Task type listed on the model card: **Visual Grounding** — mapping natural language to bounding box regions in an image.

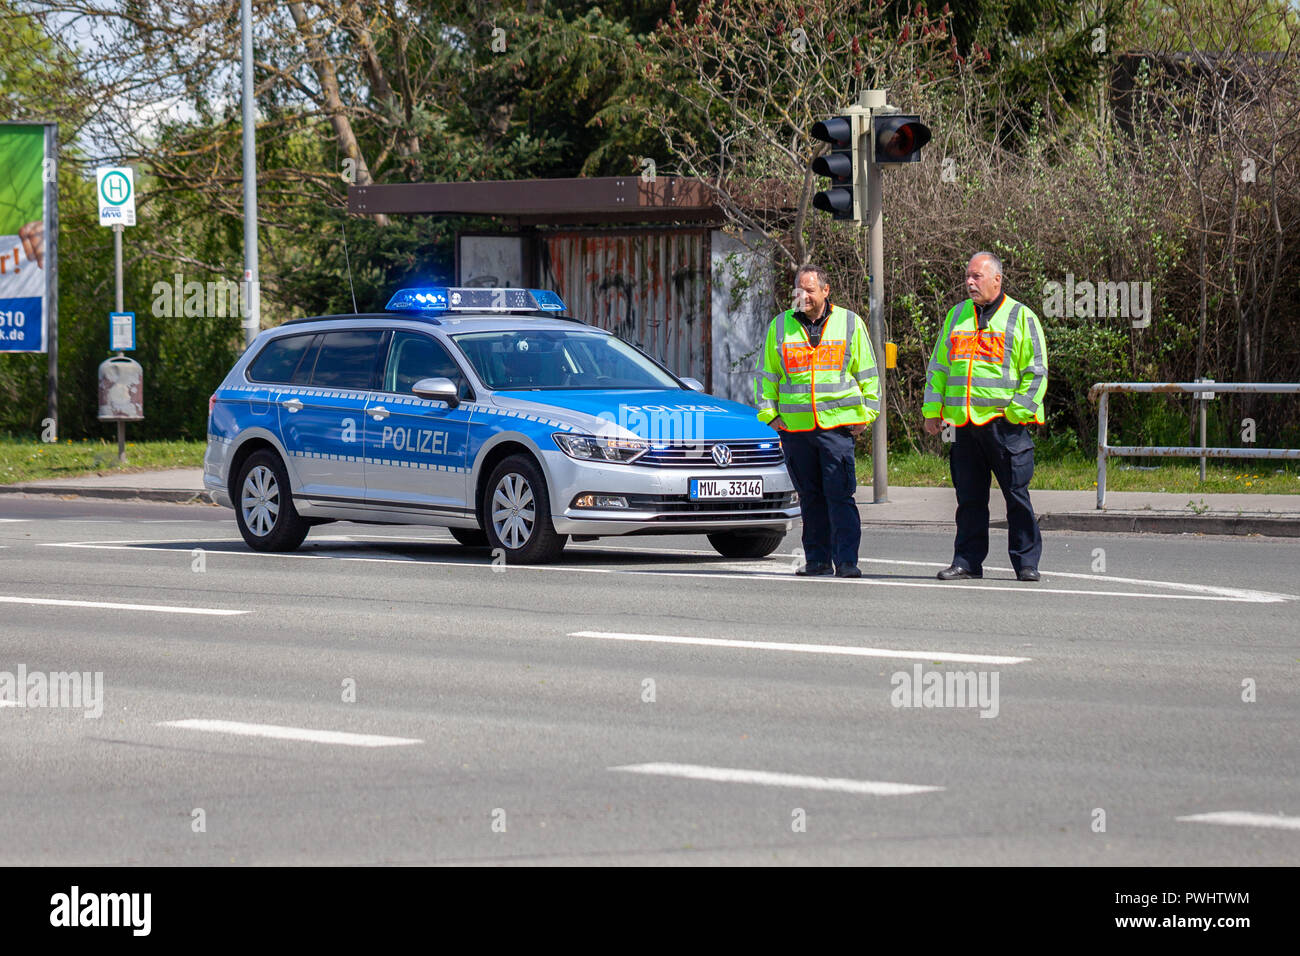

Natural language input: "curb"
[0,485,213,504]
[1037,512,1300,537]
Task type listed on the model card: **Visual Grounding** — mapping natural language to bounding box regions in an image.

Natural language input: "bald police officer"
[923,252,1048,582]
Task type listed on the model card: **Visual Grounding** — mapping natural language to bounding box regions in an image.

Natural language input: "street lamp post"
[240,0,260,348]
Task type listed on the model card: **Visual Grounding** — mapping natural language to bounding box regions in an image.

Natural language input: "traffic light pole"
[866,159,887,503]
[814,90,928,504]
[861,90,888,503]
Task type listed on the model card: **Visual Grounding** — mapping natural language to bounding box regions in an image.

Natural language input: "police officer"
[756,264,880,578]
[923,252,1048,582]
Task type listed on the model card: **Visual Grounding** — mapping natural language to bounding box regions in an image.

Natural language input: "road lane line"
[158,719,422,747]
[42,540,1294,603]
[1176,811,1300,831]
[611,762,943,796]
[569,630,1031,664]
[0,595,245,616]
[850,557,1293,604]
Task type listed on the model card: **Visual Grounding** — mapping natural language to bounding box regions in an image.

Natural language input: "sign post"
[97,166,137,461]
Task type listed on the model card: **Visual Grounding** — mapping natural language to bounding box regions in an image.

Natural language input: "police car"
[204,287,798,563]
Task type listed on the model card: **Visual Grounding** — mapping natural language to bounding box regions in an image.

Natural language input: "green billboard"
[0,123,52,352]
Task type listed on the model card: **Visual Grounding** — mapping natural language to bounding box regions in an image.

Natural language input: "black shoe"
[937,565,982,581]
[796,562,833,576]
[1017,567,1041,582]
[835,565,862,578]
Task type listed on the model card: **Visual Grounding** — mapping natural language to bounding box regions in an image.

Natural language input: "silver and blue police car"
[204,287,798,563]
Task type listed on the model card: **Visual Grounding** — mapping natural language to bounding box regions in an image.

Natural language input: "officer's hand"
[769,416,788,431]
[923,417,942,436]
[849,423,867,437]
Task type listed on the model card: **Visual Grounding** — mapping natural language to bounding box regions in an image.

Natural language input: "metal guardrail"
[1089,382,1300,509]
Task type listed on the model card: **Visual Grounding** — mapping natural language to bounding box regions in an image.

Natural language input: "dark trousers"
[780,426,860,568]
[950,417,1043,573]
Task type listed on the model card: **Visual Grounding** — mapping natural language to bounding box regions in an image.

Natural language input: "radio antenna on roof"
[341,214,359,314]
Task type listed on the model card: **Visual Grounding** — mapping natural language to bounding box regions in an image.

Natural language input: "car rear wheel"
[482,454,567,564]
[707,529,786,559]
[234,450,311,552]
[448,527,489,548]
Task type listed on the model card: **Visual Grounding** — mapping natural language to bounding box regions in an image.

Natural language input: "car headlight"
[552,433,648,464]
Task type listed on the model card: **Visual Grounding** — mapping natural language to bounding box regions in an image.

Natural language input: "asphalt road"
[1,496,1296,865]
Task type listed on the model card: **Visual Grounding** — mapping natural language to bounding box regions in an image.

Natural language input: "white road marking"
[851,556,1294,604]
[0,519,29,523]
[1177,811,1300,831]
[0,595,245,616]
[570,630,1030,664]
[0,700,19,707]
[611,763,943,796]
[42,540,1295,603]
[158,719,422,747]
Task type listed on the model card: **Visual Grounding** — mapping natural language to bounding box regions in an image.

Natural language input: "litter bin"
[98,356,143,462]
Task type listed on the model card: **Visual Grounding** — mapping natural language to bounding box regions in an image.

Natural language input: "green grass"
[0,437,206,484]
[857,451,1300,495]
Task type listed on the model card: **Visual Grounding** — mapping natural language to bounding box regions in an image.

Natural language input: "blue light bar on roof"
[385,287,567,314]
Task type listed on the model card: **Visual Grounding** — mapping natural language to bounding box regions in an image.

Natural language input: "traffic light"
[872,114,931,163]
[811,115,860,222]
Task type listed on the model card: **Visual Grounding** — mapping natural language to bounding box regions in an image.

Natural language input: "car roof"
[269,312,605,336]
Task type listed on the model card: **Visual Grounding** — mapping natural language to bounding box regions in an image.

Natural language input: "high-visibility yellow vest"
[922,295,1048,426]
[755,305,880,431]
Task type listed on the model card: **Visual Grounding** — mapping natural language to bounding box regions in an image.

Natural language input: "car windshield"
[452,329,682,390]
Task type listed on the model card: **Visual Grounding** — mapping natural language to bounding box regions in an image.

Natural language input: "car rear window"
[247,333,316,384]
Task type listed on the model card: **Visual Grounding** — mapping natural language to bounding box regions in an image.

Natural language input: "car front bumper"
[540,449,798,536]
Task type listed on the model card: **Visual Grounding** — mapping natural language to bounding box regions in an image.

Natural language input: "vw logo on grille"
[711,443,732,467]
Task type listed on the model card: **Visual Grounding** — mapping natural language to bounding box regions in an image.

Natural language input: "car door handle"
[369,406,389,420]
[282,398,303,412]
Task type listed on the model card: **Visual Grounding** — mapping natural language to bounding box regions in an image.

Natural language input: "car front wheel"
[234,450,310,552]
[482,455,567,564]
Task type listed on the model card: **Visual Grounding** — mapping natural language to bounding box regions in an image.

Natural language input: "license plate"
[689,477,764,500]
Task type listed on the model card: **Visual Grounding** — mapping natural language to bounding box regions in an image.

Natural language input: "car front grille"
[636,440,784,468]
[617,491,797,521]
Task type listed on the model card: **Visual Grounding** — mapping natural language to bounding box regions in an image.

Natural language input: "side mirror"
[680,377,706,392]
[411,377,460,407]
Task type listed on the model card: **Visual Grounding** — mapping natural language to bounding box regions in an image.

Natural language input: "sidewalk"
[0,468,210,504]
[855,485,1300,537]
[2,468,1298,536]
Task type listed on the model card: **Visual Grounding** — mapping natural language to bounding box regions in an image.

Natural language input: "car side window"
[247,333,316,384]
[309,330,385,390]
[384,331,470,399]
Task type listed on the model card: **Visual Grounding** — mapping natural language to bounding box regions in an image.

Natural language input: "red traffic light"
[873,115,931,163]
